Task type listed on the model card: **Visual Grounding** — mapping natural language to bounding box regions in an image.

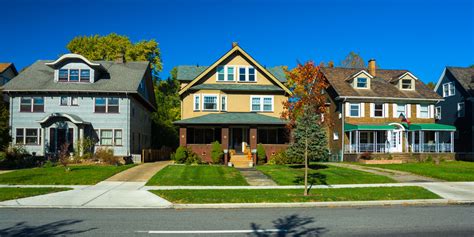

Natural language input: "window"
[71,97,78,106]
[396,104,406,117]
[257,128,289,144]
[100,130,113,145]
[435,106,441,119]
[419,105,429,118]
[333,132,339,140]
[203,95,218,110]
[221,95,227,111]
[401,79,412,89]
[239,67,246,81]
[80,69,90,82]
[349,103,360,117]
[217,66,225,81]
[251,96,273,112]
[95,98,106,113]
[20,97,44,112]
[107,98,119,113]
[248,67,255,82]
[114,130,123,146]
[227,66,234,81]
[95,98,119,113]
[69,69,79,81]
[186,128,221,144]
[59,69,68,81]
[442,82,455,97]
[356,78,367,88]
[193,94,200,111]
[238,66,256,82]
[457,102,465,118]
[374,103,384,117]
[16,128,40,145]
[60,96,68,106]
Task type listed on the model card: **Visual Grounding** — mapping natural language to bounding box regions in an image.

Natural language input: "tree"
[67,33,162,79]
[470,65,474,68]
[0,99,11,149]
[282,61,330,196]
[426,82,436,90]
[340,52,365,68]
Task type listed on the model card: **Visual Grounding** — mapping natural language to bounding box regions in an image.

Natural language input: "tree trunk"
[304,137,308,196]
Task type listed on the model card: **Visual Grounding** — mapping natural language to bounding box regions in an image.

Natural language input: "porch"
[344,123,456,154]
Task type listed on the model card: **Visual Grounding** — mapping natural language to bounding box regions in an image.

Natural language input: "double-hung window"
[107,98,119,113]
[217,66,225,81]
[419,105,429,118]
[248,67,256,82]
[60,96,68,106]
[100,130,113,145]
[69,69,79,81]
[59,69,68,81]
[20,97,44,112]
[238,66,257,82]
[221,95,227,111]
[401,79,412,89]
[203,95,218,110]
[457,102,465,118]
[396,104,406,117]
[435,106,441,119]
[71,97,78,106]
[239,67,246,81]
[442,82,455,97]
[227,66,235,81]
[80,69,90,82]
[114,130,123,146]
[16,128,41,145]
[251,96,273,112]
[356,78,367,88]
[193,94,200,111]
[349,103,360,117]
[217,66,235,81]
[374,103,384,117]
[95,98,119,113]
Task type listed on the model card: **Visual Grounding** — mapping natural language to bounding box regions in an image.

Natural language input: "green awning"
[344,123,396,132]
[406,123,456,131]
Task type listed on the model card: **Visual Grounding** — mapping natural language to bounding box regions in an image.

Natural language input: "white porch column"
[374,131,377,152]
[419,131,423,153]
[411,131,415,152]
[356,130,359,153]
[450,131,454,153]
[435,131,439,153]
[79,126,84,156]
[349,131,353,153]
[41,127,46,156]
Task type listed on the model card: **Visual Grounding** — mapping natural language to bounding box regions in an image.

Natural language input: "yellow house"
[174,43,292,165]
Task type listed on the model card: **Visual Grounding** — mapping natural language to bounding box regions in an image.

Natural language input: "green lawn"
[256,163,395,185]
[0,187,72,201]
[363,161,474,181]
[150,186,439,203]
[0,165,134,185]
[146,165,248,186]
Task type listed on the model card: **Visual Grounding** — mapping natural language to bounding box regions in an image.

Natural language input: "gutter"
[336,96,443,102]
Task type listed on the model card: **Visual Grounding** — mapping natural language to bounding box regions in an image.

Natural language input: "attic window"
[356,77,368,88]
[401,79,413,90]
[58,69,91,83]
[216,66,235,82]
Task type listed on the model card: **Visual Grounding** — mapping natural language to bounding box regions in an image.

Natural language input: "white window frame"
[15,128,41,145]
[442,82,455,97]
[250,95,274,112]
[202,94,219,111]
[457,102,465,118]
[373,103,384,118]
[349,103,361,117]
[395,104,407,118]
[60,96,69,106]
[419,105,430,118]
[216,65,236,82]
[435,106,441,120]
[400,79,413,90]
[238,66,257,82]
[96,128,123,146]
[193,94,201,111]
[355,77,368,89]
[71,97,78,106]
[94,97,120,113]
[221,95,227,111]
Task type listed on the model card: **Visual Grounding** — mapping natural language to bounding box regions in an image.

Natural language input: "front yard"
[362,161,474,181]
[150,186,439,203]
[0,187,72,201]
[0,165,134,185]
[256,163,395,185]
[146,165,249,186]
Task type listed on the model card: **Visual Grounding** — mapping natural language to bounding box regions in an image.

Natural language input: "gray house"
[2,54,156,157]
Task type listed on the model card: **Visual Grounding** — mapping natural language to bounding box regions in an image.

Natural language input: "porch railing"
[411,143,453,153]
[345,143,389,153]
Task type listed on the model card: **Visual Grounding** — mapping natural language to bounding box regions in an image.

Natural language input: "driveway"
[106,161,170,182]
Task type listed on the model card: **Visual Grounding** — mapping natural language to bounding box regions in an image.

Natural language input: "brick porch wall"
[262,144,289,160]
[187,144,213,163]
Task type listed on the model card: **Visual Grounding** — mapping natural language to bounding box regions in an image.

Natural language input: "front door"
[230,127,248,153]
[389,130,402,152]
[49,128,74,152]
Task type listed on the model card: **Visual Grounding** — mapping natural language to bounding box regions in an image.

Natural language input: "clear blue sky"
[1,0,473,83]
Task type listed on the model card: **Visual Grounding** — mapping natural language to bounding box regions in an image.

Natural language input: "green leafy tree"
[426,82,436,90]
[67,33,162,78]
[341,52,365,68]
[211,141,224,164]
[0,99,10,149]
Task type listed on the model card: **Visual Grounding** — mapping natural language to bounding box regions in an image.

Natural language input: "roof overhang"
[37,113,90,125]
[45,53,104,70]
[345,70,374,81]
[336,96,443,102]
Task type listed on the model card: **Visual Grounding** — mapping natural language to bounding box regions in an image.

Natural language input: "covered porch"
[344,123,456,154]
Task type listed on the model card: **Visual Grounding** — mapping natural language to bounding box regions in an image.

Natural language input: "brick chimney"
[232,42,238,48]
[115,53,125,64]
[368,59,376,77]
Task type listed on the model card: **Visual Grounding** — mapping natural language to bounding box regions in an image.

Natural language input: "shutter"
[384,103,389,118]
[416,104,420,118]
[407,104,411,118]
[430,105,435,118]
[392,104,397,118]
[345,103,350,117]
[360,103,365,117]
[370,103,374,117]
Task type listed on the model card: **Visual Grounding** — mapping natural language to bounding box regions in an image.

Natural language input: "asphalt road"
[0,205,473,236]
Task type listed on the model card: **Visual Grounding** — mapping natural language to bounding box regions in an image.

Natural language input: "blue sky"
[1,0,473,83]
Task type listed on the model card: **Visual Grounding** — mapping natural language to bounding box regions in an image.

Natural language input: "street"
[0,205,473,236]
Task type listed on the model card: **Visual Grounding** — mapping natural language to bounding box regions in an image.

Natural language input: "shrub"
[185,150,202,165]
[95,147,120,165]
[58,143,71,170]
[268,150,290,165]
[174,146,188,164]
[211,141,224,164]
[359,152,372,160]
[257,144,266,165]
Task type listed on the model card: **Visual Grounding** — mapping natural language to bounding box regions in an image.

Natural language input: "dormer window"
[70,69,79,81]
[217,66,235,82]
[238,66,257,82]
[58,69,91,83]
[59,69,68,81]
[401,79,413,90]
[80,70,90,82]
[356,77,368,88]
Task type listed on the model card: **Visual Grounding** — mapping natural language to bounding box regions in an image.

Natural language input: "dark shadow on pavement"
[0,220,96,237]
[249,214,327,237]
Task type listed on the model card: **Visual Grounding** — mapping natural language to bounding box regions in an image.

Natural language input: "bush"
[0,145,44,169]
[360,152,372,160]
[185,150,202,165]
[268,150,290,165]
[174,146,188,164]
[257,144,266,165]
[211,141,224,164]
[95,147,120,165]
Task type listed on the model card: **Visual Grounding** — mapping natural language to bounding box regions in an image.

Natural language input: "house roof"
[0,63,18,75]
[320,67,441,101]
[344,123,396,132]
[173,112,287,125]
[446,66,474,95]
[189,84,284,92]
[176,65,287,83]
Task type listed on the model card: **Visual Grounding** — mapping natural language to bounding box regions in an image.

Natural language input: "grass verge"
[146,165,248,186]
[0,187,72,201]
[0,165,135,185]
[256,163,395,185]
[150,186,440,203]
[362,161,474,181]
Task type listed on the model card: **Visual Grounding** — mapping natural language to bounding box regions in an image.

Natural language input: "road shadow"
[249,214,327,237]
[0,220,96,237]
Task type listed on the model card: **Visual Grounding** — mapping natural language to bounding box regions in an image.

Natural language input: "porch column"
[41,127,46,156]
[419,131,423,153]
[450,131,455,153]
[411,131,415,152]
[356,130,360,153]
[79,126,84,156]
[221,127,229,165]
[179,127,187,147]
[373,131,376,152]
[435,131,439,153]
[349,131,352,153]
[250,127,257,165]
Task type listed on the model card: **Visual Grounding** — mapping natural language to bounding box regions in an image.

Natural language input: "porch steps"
[230,155,253,168]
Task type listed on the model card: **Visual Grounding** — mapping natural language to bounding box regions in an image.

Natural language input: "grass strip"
[0,187,72,201]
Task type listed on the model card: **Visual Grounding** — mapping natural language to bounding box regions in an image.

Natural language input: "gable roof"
[176,65,287,83]
[445,66,474,95]
[177,45,291,95]
[321,67,441,101]
[190,84,284,92]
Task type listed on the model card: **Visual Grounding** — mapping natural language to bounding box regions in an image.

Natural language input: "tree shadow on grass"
[249,214,327,237]
[289,164,329,186]
[0,220,96,237]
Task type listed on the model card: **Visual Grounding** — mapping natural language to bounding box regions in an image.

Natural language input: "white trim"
[336,96,442,102]
[237,65,257,82]
[360,103,365,117]
[430,105,435,118]
[372,103,384,118]
[94,97,120,113]
[347,70,374,80]
[442,82,455,97]
[14,127,42,145]
[370,103,374,117]
[384,103,389,118]
[399,78,415,91]
[250,95,274,112]
[201,94,219,111]
[221,95,227,111]
[434,68,447,91]
[417,104,430,118]
[45,53,101,67]
[193,94,201,111]
[354,77,369,89]
[435,106,442,120]
[96,128,123,146]
[347,103,361,118]
[407,104,411,118]
[397,71,419,81]
[457,102,465,118]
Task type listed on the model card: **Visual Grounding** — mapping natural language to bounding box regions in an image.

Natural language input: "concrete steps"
[230,155,253,168]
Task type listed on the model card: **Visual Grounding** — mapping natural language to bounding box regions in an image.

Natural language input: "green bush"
[174,146,188,164]
[95,147,120,165]
[185,150,202,165]
[268,150,290,165]
[257,144,266,165]
[211,141,224,164]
